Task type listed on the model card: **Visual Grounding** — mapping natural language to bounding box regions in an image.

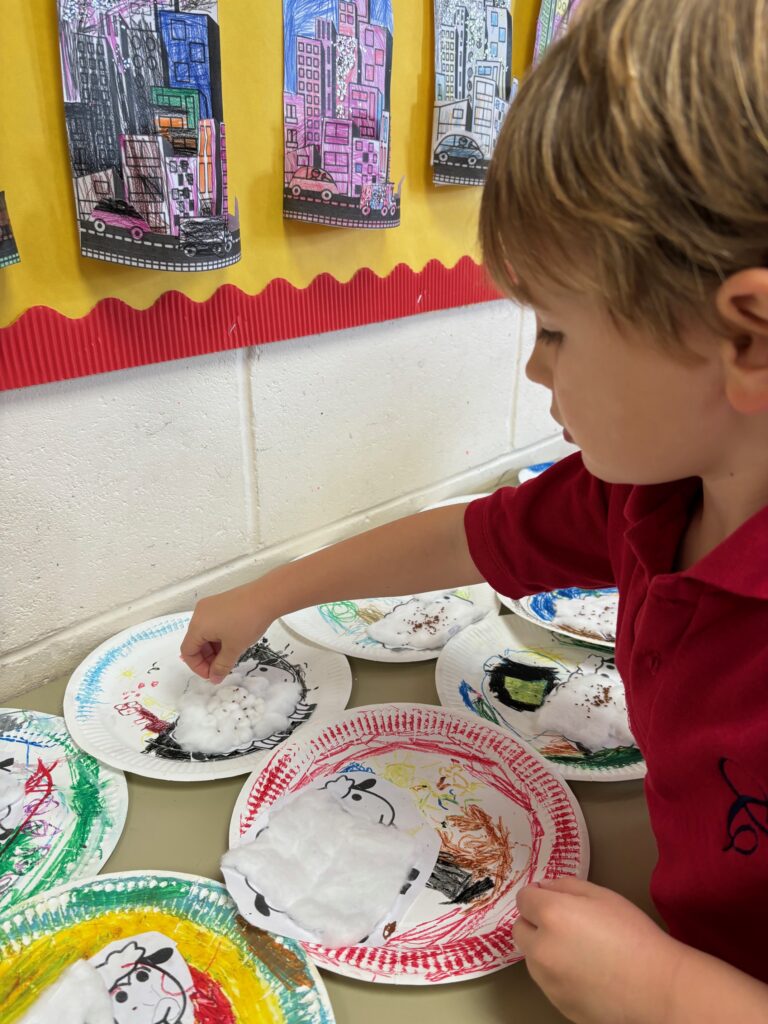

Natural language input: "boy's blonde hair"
[481,0,768,342]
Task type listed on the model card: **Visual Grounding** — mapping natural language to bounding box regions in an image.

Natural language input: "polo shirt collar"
[623,479,768,599]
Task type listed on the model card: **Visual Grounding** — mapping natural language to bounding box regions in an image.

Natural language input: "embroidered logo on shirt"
[719,757,768,856]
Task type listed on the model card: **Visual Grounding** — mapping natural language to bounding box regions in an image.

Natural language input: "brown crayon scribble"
[236,916,313,989]
[438,804,515,904]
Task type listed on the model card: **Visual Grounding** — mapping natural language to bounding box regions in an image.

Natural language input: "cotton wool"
[367,592,484,651]
[550,593,618,640]
[173,667,302,755]
[536,672,633,752]
[18,960,113,1024]
[222,787,421,947]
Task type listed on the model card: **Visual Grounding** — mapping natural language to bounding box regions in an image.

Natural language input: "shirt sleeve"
[464,453,616,597]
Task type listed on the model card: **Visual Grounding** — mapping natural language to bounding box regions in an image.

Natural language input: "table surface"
[15,644,659,1024]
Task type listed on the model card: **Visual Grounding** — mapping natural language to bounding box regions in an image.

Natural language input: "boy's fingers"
[516,881,575,925]
[512,916,537,953]
[538,876,595,897]
[209,647,239,684]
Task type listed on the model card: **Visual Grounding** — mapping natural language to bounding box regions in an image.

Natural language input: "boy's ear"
[715,269,768,414]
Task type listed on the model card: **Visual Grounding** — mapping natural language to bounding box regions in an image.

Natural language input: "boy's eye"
[536,328,564,345]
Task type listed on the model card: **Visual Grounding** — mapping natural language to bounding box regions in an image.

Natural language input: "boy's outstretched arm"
[180,504,483,682]
[515,878,768,1024]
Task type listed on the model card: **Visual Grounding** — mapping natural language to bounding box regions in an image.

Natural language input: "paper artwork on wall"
[283,0,403,229]
[431,1,517,187]
[533,0,580,64]
[56,0,241,272]
[0,193,20,268]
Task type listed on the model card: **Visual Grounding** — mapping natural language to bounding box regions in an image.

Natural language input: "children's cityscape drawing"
[0,193,20,268]
[534,0,581,64]
[283,0,402,228]
[431,0,517,186]
[56,0,241,271]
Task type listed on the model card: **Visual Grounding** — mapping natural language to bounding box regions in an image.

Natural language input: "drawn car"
[178,216,233,257]
[434,134,485,167]
[288,167,339,203]
[90,200,153,241]
[360,181,398,218]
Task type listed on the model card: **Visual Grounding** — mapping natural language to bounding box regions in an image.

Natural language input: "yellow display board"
[0,0,538,328]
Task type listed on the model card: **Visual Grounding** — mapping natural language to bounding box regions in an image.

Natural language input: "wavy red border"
[0,256,499,391]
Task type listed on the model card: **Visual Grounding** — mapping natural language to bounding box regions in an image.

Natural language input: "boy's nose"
[525,342,553,389]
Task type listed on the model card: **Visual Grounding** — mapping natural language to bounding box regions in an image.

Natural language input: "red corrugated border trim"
[0,256,499,391]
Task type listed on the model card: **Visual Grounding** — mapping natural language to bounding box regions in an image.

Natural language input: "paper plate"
[0,709,127,913]
[436,616,645,781]
[0,870,335,1024]
[64,615,352,782]
[499,587,618,648]
[229,703,588,985]
[282,585,499,663]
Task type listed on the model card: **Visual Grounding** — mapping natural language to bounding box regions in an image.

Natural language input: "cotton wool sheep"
[173,666,302,755]
[222,787,421,947]
[536,671,634,752]
[367,592,485,651]
[18,960,113,1024]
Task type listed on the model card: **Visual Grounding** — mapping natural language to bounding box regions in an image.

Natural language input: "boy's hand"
[180,581,274,683]
[514,878,682,1024]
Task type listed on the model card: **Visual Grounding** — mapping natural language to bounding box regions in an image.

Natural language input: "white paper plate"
[282,585,499,663]
[0,870,335,1024]
[229,703,589,985]
[436,616,645,782]
[64,614,352,782]
[499,587,618,648]
[0,709,127,913]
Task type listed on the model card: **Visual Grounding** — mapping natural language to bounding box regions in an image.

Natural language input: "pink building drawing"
[338,1,357,37]
[358,20,389,102]
[165,152,198,234]
[219,121,230,216]
[297,36,324,121]
[315,18,337,118]
[321,117,353,195]
[284,92,306,185]
[348,83,380,138]
[197,118,217,215]
[351,136,381,196]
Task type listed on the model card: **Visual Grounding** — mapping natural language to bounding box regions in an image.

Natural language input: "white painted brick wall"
[0,302,566,698]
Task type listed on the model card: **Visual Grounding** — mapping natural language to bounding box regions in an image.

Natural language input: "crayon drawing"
[533,0,581,64]
[56,0,241,271]
[232,704,587,983]
[283,0,403,228]
[0,193,20,268]
[431,0,517,186]
[0,710,127,913]
[0,873,334,1024]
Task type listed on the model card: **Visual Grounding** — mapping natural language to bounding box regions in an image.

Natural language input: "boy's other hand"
[514,878,682,1024]
[180,582,273,683]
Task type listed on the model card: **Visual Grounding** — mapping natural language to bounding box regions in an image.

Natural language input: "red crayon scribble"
[113,700,170,734]
[189,967,235,1024]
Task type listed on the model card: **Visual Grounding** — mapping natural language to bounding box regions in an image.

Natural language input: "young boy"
[181,0,768,1018]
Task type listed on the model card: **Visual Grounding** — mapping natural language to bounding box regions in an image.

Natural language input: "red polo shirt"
[465,453,768,982]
